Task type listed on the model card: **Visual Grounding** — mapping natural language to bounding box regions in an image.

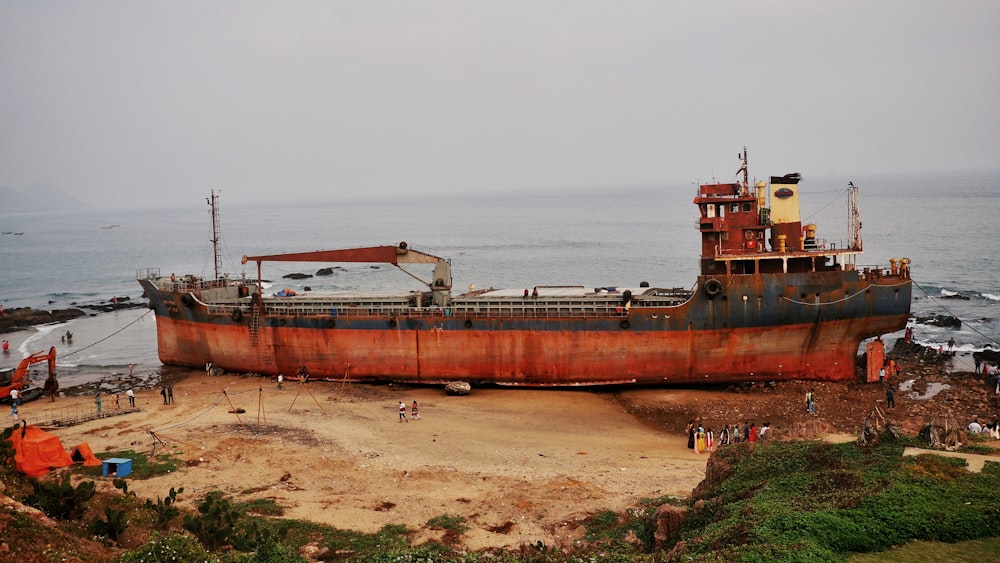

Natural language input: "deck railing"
[206,295,691,321]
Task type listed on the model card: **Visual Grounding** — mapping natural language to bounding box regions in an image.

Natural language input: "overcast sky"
[2,1,997,208]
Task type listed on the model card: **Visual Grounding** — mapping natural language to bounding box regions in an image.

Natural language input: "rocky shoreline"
[0,299,146,334]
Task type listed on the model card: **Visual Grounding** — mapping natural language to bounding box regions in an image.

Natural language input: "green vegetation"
[91,505,129,543]
[82,450,181,479]
[235,496,285,516]
[118,532,220,563]
[848,536,1000,562]
[676,439,1000,562]
[146,485,184,528]
[427,513,469,533]
[26,473,96,519]
[183,490,242,551]
[3,418,1000,561]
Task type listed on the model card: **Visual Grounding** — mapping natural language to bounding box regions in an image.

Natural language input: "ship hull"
[140,270,911,386]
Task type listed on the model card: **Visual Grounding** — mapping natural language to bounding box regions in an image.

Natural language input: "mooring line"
[60,309,154,359]
[911,279,999,347]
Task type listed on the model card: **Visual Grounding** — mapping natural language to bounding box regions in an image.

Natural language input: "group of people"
[398,400,420,422]
[95,388,138,414]
[686,419,769,453]
[879,358,901,386]
[159,385,175,405]
[967,418,1000,439]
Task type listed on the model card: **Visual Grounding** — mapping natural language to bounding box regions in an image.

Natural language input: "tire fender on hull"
[704,279,723,298]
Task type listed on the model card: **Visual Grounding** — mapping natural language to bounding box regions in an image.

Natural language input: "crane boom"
[242,242,444,266]
[241,242,453,305]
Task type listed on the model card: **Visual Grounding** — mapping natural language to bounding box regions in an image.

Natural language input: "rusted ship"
[138,152,912,385]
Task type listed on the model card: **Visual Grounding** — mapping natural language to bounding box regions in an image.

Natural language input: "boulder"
[653,504,688,550]
[445,381,471,396]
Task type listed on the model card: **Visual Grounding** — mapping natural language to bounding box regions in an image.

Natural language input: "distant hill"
[0,183,90,213]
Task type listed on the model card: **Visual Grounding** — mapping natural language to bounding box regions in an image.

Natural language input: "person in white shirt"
[968,419,983,434]
[8,388,18,420]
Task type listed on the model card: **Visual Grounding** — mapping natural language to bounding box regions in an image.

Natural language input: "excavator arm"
[242,243,453,303]
[1,346,56,401]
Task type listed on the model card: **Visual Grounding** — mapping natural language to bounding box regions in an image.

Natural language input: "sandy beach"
[6,312,999,553]
[16,375,707,551]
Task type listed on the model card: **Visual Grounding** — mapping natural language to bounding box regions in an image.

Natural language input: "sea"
[2,169,998,391]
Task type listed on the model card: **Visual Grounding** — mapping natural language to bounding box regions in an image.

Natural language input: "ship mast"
[847,182,861,256]
[208,190,222,281]
[739,146,749,194]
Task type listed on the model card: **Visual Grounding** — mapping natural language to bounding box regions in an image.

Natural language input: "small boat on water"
[138,150,912,386]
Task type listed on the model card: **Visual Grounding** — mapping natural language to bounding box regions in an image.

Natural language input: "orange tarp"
[8,425,74,477]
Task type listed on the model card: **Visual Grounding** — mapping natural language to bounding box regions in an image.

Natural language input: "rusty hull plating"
[138,152,912,386]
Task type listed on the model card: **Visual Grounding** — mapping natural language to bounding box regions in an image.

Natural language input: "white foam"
[17,322,65,356]
[982,292,1000,302]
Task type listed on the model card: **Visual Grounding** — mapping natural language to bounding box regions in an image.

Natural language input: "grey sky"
[2,1,997,208]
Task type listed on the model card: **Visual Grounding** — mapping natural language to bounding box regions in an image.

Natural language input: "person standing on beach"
[128,363,134,376]
[126,388,135,408]
[748,422,758,442]
[167,385,174,404]
[410,400,420,420]
[8,389,18,420]
[113,393,120,410]
[277,374,283,389]
[686,420,696,449]
[398,401,408,423]
[95,392,102,415]
[805,389,815,414]
[886,386,895,409]
[160,386,167,405]
[9,388,18,408]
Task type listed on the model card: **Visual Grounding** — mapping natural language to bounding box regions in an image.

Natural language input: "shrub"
[26,473,95,519]
[91,505,129,543]
[183,491,242,551]
[117,531,219,563]
[146,486,184,528]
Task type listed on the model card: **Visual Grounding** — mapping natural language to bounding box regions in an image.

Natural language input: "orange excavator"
[0,346,56,404]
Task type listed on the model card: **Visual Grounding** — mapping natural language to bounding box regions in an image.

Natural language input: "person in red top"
[748,422,758,442]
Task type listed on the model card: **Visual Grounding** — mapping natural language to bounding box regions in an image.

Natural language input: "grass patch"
[78,450,181,479]
[848,536,1000,562]
[427,514,469,533]
[235,497,285,516]
[677,440,1000,562]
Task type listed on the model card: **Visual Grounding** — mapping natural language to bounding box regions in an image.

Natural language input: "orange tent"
[69,442,102,467]
[8,424,74,477]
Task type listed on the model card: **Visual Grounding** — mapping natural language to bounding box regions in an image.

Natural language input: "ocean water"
[2,169,998,387]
